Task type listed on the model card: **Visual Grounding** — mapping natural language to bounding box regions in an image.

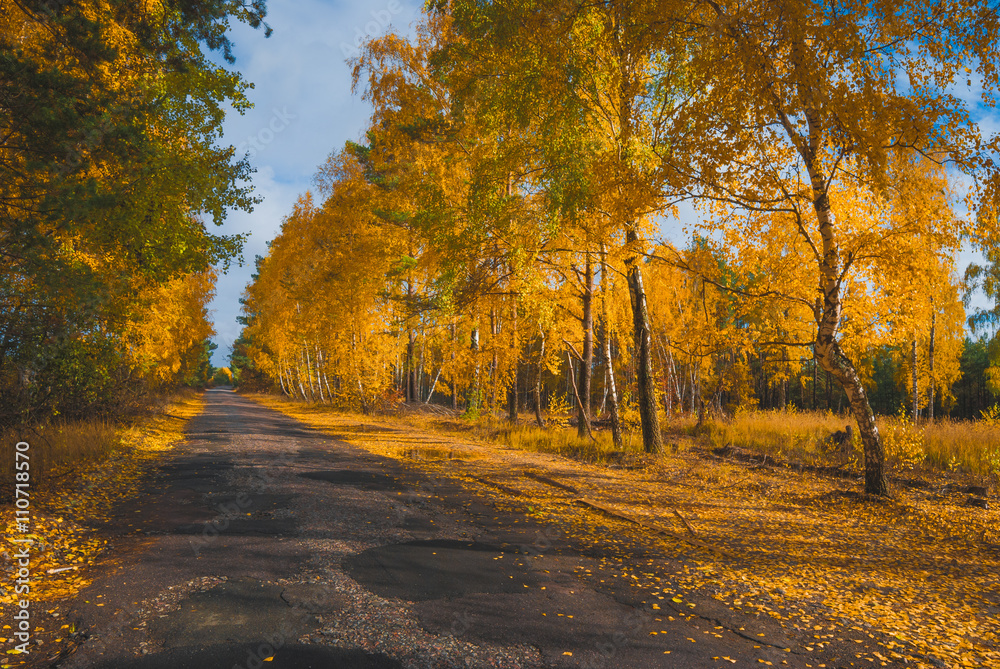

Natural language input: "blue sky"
[207,1,997,366]
[207,0,423,365]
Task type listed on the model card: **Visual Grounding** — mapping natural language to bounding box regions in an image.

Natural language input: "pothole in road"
[148,580,323,649]
[343,539,541,601]
[298,470,404,491]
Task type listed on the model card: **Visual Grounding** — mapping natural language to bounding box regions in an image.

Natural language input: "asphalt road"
[36,390,909,668]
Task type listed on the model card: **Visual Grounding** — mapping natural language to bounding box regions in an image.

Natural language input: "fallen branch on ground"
[673,509,699,537]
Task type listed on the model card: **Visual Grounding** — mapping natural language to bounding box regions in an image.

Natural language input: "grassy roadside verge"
[248,393,1000,669]
[0,392,204,626]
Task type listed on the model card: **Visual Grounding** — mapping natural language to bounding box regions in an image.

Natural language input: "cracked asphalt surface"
[35,389,912,668]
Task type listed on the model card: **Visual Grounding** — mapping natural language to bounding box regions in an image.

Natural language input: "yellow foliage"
[126,270,217,386]
[879,418,927,471]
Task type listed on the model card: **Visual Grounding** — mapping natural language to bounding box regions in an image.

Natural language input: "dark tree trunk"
[534,334,546,427]
[625,227,662,454]
[603,324,624,450]
[578,255,594,437]
[508,300,519,423]
[928,312,936,420]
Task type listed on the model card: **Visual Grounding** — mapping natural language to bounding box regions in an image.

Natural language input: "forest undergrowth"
[252,393,1000,669]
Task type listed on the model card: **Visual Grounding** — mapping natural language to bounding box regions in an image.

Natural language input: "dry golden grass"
[0,419,121,489]
[0,390,200,490]
[920,417,1000,475]
[701,409,1000,481]
[484,424,636,463]
[249,393,1000,483]
[0,391,204,611]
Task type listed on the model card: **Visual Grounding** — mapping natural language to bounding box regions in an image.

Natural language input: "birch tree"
[679,0,1000,494]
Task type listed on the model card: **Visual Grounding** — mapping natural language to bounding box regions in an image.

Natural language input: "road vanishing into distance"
[37,390,909,668]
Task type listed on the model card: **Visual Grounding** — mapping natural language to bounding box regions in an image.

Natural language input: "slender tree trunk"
[624,227,663,454]
[761,351,769,408]
[566,350,593,440]
[425,367,442,403]
[578,255,594,436]
[780,366,787,410]
[808,187,888,495]
[602,325,624,450]
[450,323,458,411]
[278,361,288,396]
[928,312,936,420]
[534,333,546,427]
[912,338,919,422]
[308,344,323,403]
[296,360,308,401]
[417,328,426,404]
[599,247,623,450]
[610,15,662,454]
[469,327,480,413]
[689,365,695,414]
[317,345,333,403]
[303,346,314,400]
[407,315,416,404]
[489,309,499,415]
[812,344,817,410]
[323,364,333,402]
[824,368,831,410]
[678,361,687,415]
[509,299,519,422]
[664,338,674,420]
[773,67,888,492]
[600,367,609,416]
